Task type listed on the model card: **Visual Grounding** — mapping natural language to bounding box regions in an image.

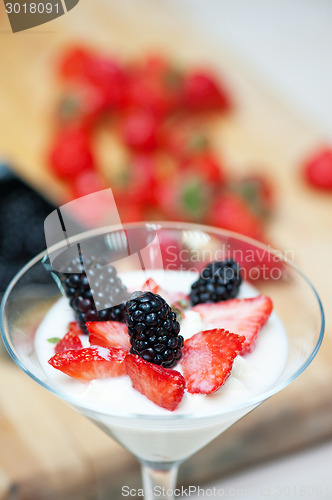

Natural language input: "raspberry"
[125,291,183,368]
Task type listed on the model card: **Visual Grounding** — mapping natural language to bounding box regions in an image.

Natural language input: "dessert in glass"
[0,222,324,500]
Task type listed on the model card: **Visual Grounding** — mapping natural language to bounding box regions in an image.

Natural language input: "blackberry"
[126,291,184,368]
[190,260,242,306]
[60,255,129,333]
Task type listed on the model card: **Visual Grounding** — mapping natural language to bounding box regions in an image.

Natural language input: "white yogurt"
[34,270,289,417]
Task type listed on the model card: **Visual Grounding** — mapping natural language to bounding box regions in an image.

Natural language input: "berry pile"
[59,255,129,333]
[126,291,184,368]
[49,265,273,411]
[47,45,275,240]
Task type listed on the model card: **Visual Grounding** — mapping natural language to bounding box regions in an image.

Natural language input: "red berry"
[192,295,273,353]
[141,278,171,303]
[55,322,83,354]
[158,116,210,160]
[181,329,244,394]
[48,346,127,382]
[182,70,232,111]
[232,175,275,218]
[57,46,92,81]
[303,147,332,190]
[183,152,226,186]
[56,85,107,129]
[125,55,183,117]
[120,110,159,151]
[86,321,130,350]
[115,154,158,207]
[69,170,106,199]
[230,239,284,282]
[206,193,265,240]
[84,55,128,109]
[48,127,94,180]
[125,354,185,411]
[116,201,145,223]
[141,277,162,295]
[158,172,213,222]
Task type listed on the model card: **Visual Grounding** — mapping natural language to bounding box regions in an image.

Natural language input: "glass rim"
[0,221,325,423]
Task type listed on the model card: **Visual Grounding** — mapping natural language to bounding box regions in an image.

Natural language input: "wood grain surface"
[0,1,332,498]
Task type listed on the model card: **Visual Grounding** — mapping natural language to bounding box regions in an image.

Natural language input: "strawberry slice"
[86,321,130,350]
[49,346,127,382]
[192,295,273,353]
[141,277,162,294]
[125,354,185,411]
[181,329,244,394]
[55,322,83,354]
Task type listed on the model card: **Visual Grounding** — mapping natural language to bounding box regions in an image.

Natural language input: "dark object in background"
[0,164,55,294]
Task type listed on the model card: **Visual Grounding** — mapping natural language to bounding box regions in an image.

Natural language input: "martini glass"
[0,222,324,500]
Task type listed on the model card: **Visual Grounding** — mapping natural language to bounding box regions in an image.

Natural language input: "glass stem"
[141,461,180,500]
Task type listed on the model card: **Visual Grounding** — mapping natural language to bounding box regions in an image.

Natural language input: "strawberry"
[58,46,127,110]
[84,55,127,110]
[182,152,226,186]
[303,147,332,190]
[86,321,130,350]
[114,153,159,207]
[206,193,265,240]
[141,277,162,295]
[56,85,107,129]
[181,329,244,394]
[120,110,159,151]
[158,116,210,160]
[231,239,285,282]
[192,295,273,353]
[57,46,92,81]
[158,172,213,222]
[116,199,145,223]
[55,322,83,354]
[182,69,232,112]
[68,170,107,200]
[125,55,183,117]
[231,175,275,218]
[48,126,94,180]
[49,346,127,382]
[125,354,185,411]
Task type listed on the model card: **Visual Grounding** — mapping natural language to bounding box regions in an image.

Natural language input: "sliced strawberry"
[125,354,185,411]
[181,329,244,394]
[141,277,172,303]
[86,321,130,350]
[55,322,83,354]
[141,277,162,294]
[49,346,127,382]
[192,295,273,353]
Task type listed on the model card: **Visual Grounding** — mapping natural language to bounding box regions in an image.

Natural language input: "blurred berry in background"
[47,45,275,241]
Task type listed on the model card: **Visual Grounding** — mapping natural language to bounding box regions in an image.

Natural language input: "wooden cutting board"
[1,1,332,498]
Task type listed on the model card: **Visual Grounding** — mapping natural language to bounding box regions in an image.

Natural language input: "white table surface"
[172,1,332,497]
[172,0,332,141]
[188,440,332,499]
